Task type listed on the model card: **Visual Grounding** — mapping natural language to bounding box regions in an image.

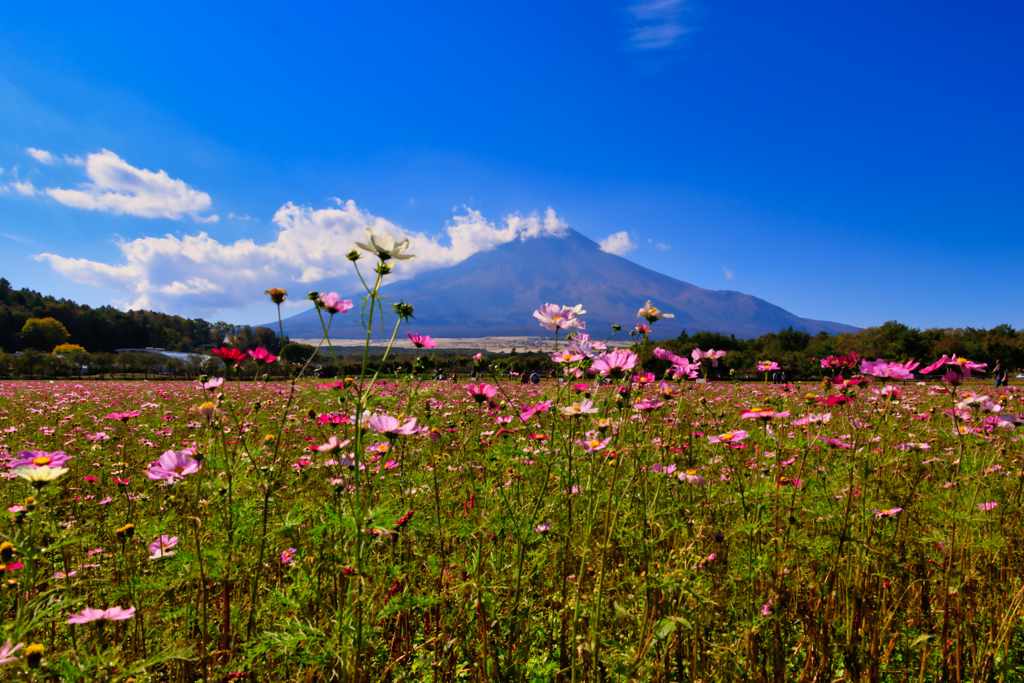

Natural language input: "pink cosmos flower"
[679,470,708,485]
[760,600,773,617]
[591,350,638,377]
[281,548,297,564]
[200,377,224,391]
[978,502,998,511]
[920,354,987,379]
[658,380,682,399]
[10,450,72,469]
[316,436,351,453]
[407,332,437,349]
[466,383,498,403]
[740,408,791,421]
[319,292,354,314]
[67,606,136,625]
[572,333,606,351]
[872,508,903,517]
[0,639,23,666]
[757,361,780,372]
[533,303,578,332]
[551,349,585,364]
[577,436,612,452]
[366,414,419,437]
[85,432,110,441]
[146,449,202,482]
[633,398,665,412]
[472,353,484,363]
[635,323,650,334]
[148,535,179,560]
[632,371,656,384]
[562,400,599,416]
[248,348,277,363]
[708,430,749,444]
[859,358,918,381]
[691,348,727,367]
[105,411,141,422]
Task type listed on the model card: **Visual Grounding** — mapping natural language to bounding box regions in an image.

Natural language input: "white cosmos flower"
[562,304,586,316]
[355,228,415,261]
[638,300,674,322]
[14,466,69,485]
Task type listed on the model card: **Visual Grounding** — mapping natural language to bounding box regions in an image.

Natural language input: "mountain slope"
[271,229,858,339]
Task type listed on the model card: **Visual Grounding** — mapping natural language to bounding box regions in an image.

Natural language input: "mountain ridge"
[268,229,859,340]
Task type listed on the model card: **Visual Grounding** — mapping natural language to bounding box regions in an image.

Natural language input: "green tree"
[21,317,71,351]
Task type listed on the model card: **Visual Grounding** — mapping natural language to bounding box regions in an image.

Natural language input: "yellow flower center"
[721,433,734,441]
[32,456,51,466]
[589,440,601,448]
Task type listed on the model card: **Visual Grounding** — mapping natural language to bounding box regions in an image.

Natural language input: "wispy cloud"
[722,266,734,280]
[627,0,689,51]
[599,231,638,256]
[26,147,55,164]
[228,212,255,221]
[654,241,671,250]
[36,202,569,318]
[44,150,218,222]
[12,179,38,196]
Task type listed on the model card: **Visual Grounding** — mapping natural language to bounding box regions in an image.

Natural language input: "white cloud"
[722,266,734,280]
[12,179,38,196]
[26,147,55,164]
[36,201,569,317]
[599,231,638,256]
[63,155,85,166]
[654,241,671,250]
[228,212,254,221]
[627,0,689,50]
[44,149,218,222]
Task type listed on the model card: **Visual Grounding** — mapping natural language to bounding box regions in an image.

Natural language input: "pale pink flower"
[633,398,665,412]
[148,535,179,560]
[708,430,749,444]
[146,449,202,482]
[366,414,419,437]
[859,358,917,381]
[740,408,790,421]
[0,639,23,666]
[691,348,726,367]
[757,361,780,372]
[978,502,998,511]
[577,436,612,452]
[200,377,224,391]
[466,383,498,403]
[317,436,351,453]
[920,354,986,379]
[562,400,599,416]
[533,303,577,332]
[591,350,638,377]
[67,606,135,625]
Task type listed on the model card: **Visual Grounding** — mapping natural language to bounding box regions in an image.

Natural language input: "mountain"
[269,229,859,340]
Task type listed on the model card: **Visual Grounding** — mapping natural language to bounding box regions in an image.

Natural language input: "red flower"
[212,347,247,365]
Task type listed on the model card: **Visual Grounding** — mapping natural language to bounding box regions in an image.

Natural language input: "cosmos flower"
[281,548,298,564]
[265,287,287,304]
[859,359,917,381]
[591,350,638,377]
[466,383,498,403]
[105,411,142,422]
[633,398,664,412]
[355,228,415,261]
[577,436,612,452]
[146,449,202,482]
[740,408,791,421]
[637,300,675,323]
[10,450,72,469]
[550,349,585,364]
[13,466,68,487]
[533,303,577,332]
[0,639,23,666]
[317,436,351,453]
[562,400,599,416]
[757,361,780,372]
[67,606,136,625]
[920,354,987,379]
[366,415,419,437]
[708,430,749,444]
[691,348,727,367]
[248,348,277,363]
[212,347,247,365]
[407,332,437,349]
[148,535,179,560]
[871,508,903,517]
[679,470,708,485]
[319,292,354,314]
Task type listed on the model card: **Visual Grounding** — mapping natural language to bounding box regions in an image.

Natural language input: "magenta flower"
[406,332,437,349]
[466,383,498,403]
[978,502,998,511]
[67,606,135,625]
[551,349,585,364]
[105,411,141,422]
[281,548,297,565]
[757,361,780,372]
[760,600,773,617]
[148,535,179,560]
[316,435,351,453]
[633,398,665,412]
[707,430,749,444]
[859,358,918,380]
[319,292,354,314]
[691,348,727,367]
[248,348,277,363]
[740,408,791,421]
[591,350,638,377]
[920,354,987,379]
[472,353,484,363]
[85,432,110,441]
[146,449,202,482]
[10,450,72,469]
[366,414,419,437]
[871,508,903,518]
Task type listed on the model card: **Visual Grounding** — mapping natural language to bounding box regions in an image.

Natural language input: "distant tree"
[280,343,318,364]
[21,317,71,351]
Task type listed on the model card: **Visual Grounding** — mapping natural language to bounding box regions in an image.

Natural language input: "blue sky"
[1,0,1021,332]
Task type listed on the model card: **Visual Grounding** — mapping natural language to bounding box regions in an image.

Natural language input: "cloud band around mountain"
[36,201,569,317]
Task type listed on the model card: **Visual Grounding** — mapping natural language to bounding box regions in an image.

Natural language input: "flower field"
[0,360,1023,680]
